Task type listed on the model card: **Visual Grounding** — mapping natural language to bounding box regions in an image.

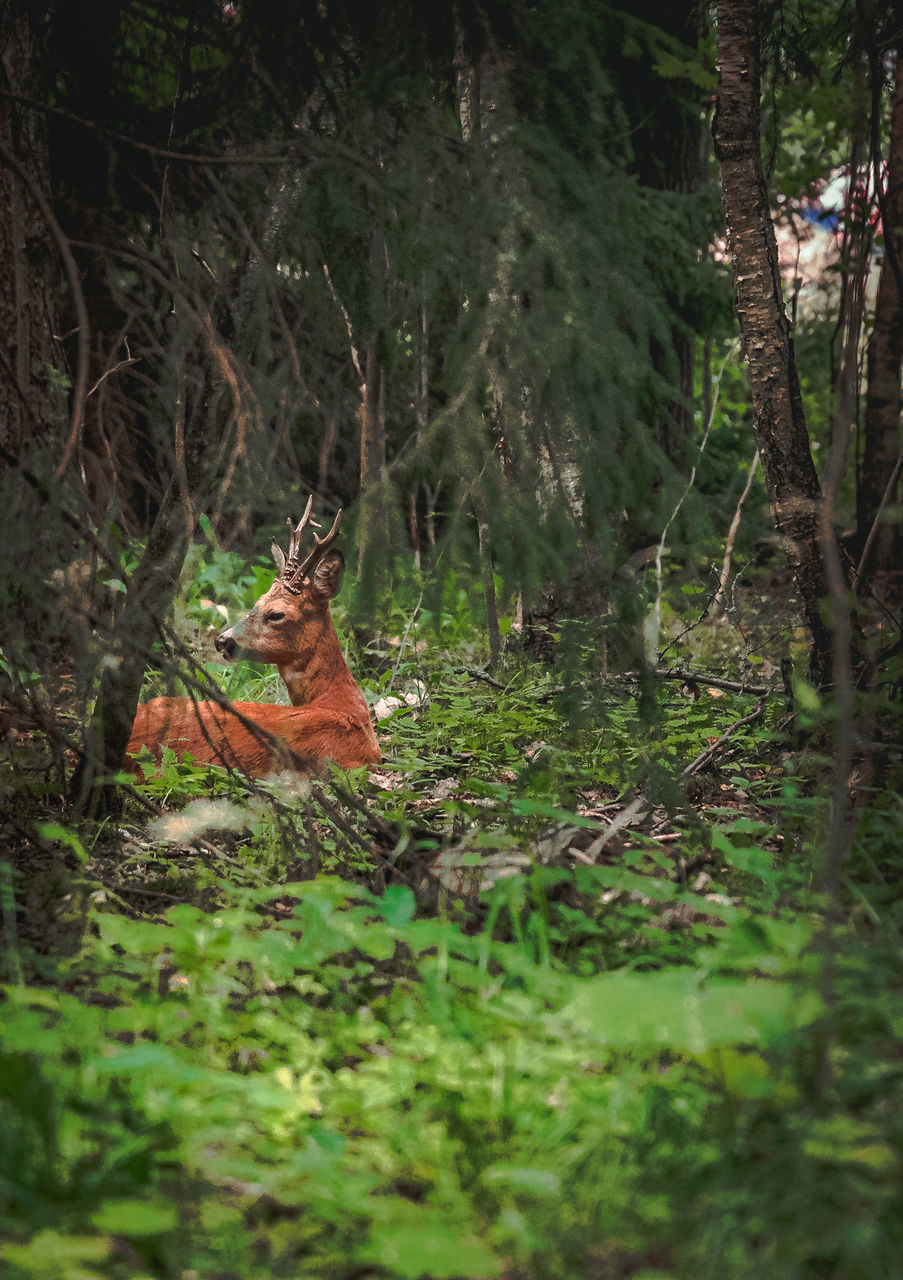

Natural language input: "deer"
[126,497,381,778]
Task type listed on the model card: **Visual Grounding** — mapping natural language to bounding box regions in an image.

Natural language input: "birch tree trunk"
[713,0,838,688]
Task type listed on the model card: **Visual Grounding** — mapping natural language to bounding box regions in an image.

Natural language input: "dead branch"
[681,701,766,776]
[647,339,740,660]
[627,668,776,697]
[86,339,140,399]
[323,262,364,383]
[855,450,903,585]
[712,447,759,615]
[0,139,90,480]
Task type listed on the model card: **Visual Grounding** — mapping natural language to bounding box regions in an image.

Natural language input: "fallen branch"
[681,701,766,777]
[456,666,506,691]
[622,668,775,696]
[582,795,649,858]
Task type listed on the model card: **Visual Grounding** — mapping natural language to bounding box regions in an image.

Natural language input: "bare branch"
[86,339,140,399]
[682,701,766,777]
[323,262,363,383]
[855,451,903,584]
[712,447,760,616]
[646,339,740,662]
[0,139,90,479]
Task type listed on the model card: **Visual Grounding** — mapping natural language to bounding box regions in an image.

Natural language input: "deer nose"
[215,629,237,659]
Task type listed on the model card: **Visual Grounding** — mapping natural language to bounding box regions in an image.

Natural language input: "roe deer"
[126,498,381,776]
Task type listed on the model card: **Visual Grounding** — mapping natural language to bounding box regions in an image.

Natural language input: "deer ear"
[271,541,286,573]
[311,548,344,598]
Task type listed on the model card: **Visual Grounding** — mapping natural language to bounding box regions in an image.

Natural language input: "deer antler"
[295,508,342,581]
[279,497,342,594]
[284,494,316,570]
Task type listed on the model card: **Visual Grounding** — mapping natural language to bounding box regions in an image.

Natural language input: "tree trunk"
[68,483,197,814]
[713,0,840,688]
[69,372,209,815]
[358,338,385,493]
[860,49,903,573]
[630,1,706,468]
[832,56,871,512]
[0,2,60,458]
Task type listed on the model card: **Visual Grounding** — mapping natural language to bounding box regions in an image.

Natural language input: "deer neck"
[277,616,352,707]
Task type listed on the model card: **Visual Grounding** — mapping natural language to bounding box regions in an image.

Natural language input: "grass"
[1,549,902,1279]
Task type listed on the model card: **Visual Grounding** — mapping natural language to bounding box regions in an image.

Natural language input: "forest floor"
[1,568,902,1280]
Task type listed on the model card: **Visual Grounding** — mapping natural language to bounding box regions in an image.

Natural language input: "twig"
[681,701,765,777]
[854,450,903,584]
[646,339,741,661]
[624,668,775,696]
[0,89,287,166]
[86,339,140,398]
[327,780,398,842]
[106,884,183,903]
[657,667,773,696]
[584,795,649,858]
[387,592,423,692]
[323,263,363,382]
[0,139,90,480]
[712,447,760,615]
[455,666,506,691]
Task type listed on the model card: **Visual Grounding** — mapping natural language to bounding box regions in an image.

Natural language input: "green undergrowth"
[2,552,903,1279]
[2,859,902,1280]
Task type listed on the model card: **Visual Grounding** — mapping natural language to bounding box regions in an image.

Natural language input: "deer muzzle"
[215,628,238,659]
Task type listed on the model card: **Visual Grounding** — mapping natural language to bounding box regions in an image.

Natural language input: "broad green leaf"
[92,1198,178,1236]
[381,884,416,928]
[356,1210,500,1279]
[482,1164,561,1194]
[1,1231,110,1278]
[37,823,87,864]
[562,970,806,1053]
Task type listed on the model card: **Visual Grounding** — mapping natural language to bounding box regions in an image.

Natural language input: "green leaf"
[37,823,88,864]
[92,1198,179,1237]
[89,1043,209,1078]
[654,53,717,92]
[1,1232,110,1279]
[356,1208,500,1278]
[712,831,778,885]
[483,1164,561,1194]
[380,884,416,928]
[793,680,821,712]
[562,970,805,1053]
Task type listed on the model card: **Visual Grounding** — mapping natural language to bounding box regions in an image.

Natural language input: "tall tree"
[713,0,851,687]
[0,0,728,807]
[623,0,708,467]
[860,46,903,573]
[0,1,61,460]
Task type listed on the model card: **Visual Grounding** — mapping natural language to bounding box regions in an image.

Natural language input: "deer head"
[214,499,344,668]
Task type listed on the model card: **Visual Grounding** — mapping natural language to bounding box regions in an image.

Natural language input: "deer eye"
[264,611,286,624]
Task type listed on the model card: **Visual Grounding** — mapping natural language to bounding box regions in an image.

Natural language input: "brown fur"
[127,697,380,775]
[125,532,381,777]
